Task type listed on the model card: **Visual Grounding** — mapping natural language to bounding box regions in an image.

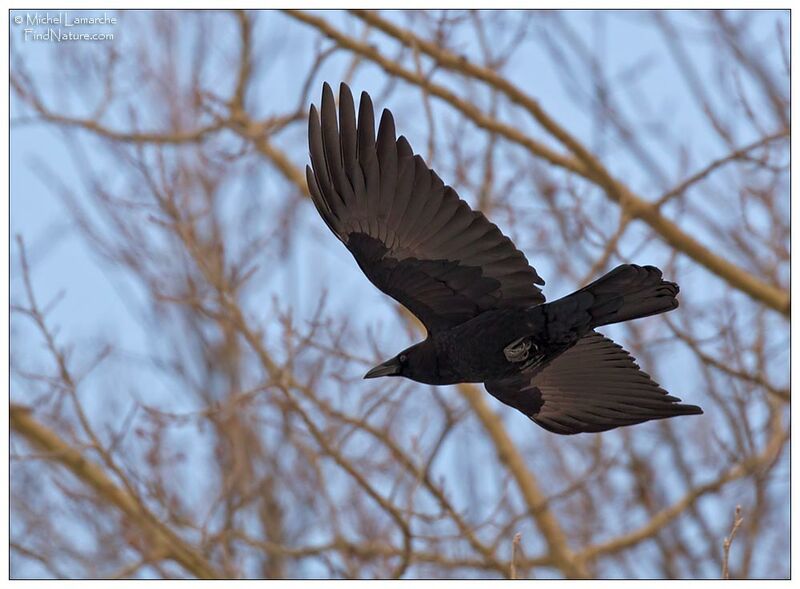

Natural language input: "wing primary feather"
[306,164,345,239]
[397,135,414,158]
[320,82,353,207]
[308,104,336,210]
[389,137,416,239]
[338,83,358,178]
[357,91,376,158]
[336,82,369,219]
[357,91,380,236]
[376,108,398,243]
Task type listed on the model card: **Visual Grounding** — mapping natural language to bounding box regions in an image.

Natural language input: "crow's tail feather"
[579,264,679,328]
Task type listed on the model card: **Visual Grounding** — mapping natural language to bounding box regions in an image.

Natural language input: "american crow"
[306,82,703,434]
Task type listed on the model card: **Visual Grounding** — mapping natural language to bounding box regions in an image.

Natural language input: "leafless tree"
[10,9,789,579]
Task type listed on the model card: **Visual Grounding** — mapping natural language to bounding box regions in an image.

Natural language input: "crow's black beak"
[364,357,401,379]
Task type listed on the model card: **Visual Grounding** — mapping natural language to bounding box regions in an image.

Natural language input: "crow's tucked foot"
[504,337,536,363]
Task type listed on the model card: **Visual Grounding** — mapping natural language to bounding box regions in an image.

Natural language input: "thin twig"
[721,505,744,579]
[510,532,522,580]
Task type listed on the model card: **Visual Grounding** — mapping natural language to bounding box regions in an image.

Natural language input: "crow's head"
[364,339,439,384]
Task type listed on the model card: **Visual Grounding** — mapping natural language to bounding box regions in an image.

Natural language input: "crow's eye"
[399,354,408,363]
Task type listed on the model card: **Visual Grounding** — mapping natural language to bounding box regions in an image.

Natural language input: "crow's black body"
[307,82,703,434]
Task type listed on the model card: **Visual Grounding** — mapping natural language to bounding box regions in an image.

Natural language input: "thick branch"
[455,383,589,578]
[10,405,222,579]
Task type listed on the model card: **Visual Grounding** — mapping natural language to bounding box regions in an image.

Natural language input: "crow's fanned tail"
[577,264,679,328]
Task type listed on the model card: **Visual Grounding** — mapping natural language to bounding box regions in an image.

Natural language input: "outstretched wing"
[306,82,544,333]
[485,331,703,434]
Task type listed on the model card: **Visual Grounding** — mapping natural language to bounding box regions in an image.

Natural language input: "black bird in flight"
[306,82,703,434]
